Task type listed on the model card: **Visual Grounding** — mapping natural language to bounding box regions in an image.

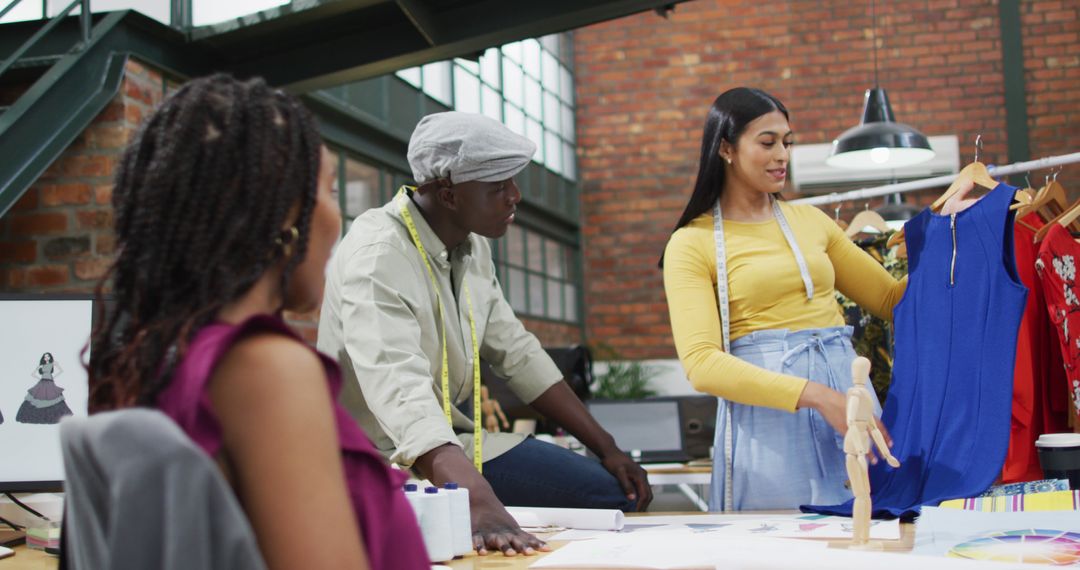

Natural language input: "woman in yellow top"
[661,87,906,511]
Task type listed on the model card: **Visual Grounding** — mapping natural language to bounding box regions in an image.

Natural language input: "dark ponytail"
[659,87,788,267]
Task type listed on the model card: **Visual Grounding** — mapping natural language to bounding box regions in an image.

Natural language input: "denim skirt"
[708,325,881,511]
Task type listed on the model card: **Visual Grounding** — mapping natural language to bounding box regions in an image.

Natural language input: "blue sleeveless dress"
[807,182,1027,518]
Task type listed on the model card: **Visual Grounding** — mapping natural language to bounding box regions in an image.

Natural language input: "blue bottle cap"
[424,486,439,494]
[404,483,418,492]
[443,482,459,490]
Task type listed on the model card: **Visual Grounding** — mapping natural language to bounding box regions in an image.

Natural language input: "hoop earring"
[275,226,300,258]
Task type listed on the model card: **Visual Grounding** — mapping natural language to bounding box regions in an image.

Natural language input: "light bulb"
[870,147,891,164]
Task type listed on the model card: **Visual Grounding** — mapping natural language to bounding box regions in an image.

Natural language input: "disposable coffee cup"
[1035,433,1080,489]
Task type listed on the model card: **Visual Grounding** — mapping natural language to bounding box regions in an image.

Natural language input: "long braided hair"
[87,74,322,412]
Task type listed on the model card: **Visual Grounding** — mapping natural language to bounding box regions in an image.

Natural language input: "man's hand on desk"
[470,497,551,557]
[599,448,653,512]
[413,443,550,557]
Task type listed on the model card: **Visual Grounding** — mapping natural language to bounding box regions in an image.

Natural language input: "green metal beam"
[395,0,441,46]
[305,89,412,174]
[0,0,652,222]
[218,0,686,92]
[998,0,1030,185]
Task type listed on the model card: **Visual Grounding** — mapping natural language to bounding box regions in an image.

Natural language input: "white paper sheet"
[548,513,900,541]
[507,507,624,531]
[530,532,826,569]
[914,506,1080,564]
[531,530,1035,570]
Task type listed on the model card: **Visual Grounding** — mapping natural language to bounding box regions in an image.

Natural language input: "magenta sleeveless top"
[157,314,429,569]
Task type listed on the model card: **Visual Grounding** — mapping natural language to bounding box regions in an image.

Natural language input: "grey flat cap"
[407,111,536,185]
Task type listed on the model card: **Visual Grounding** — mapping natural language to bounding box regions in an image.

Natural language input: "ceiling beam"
[216,0,685,93]
[394,0,440,46]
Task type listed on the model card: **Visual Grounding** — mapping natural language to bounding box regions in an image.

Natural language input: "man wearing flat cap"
[319,112,651,556]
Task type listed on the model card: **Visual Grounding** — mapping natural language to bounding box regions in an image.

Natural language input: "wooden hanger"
[1018,176,1068,222]
[1056,199,1080,232]
[888,137,1030,250]
[845,210,891,238]
[1034,197,1080,243]
[1009,187,1035,211]
[929,161,999,212]
[930,135,1038,213]
[883,167,1026,249]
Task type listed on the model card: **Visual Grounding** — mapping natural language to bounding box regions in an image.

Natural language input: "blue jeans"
[483,437,636,512]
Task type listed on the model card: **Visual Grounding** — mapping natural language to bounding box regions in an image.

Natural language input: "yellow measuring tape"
[398,187,483,473]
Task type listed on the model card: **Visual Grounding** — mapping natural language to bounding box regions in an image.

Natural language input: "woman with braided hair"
[86,74,427,570]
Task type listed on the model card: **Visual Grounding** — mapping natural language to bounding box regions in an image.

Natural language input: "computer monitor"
[590,399,682,453]
[0,294,95,492]
[587,396,717,463]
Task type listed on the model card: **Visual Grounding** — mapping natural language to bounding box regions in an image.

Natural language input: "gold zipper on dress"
[949,213,958,286]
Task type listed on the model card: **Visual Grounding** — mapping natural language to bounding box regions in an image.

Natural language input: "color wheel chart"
[948,529,1080,565]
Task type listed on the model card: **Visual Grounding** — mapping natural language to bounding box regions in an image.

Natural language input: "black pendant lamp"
[826,0,934,170]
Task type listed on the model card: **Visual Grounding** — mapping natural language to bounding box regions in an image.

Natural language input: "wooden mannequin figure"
[480,385,510,433]
[845,357,900,549]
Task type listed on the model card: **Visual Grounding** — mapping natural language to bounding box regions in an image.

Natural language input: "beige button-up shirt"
[318,189,562,467]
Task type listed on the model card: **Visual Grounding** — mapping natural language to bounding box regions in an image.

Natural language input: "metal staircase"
[0,0,127,218]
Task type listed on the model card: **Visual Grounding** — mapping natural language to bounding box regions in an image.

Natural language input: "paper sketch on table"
[914,506,1080,564]
[548,513,899,542]
[530,532,827,569]
[618,524,668,533]
[686,523,732,533]
[532,530,1038,570]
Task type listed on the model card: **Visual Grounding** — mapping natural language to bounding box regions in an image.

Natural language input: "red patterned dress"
[1034,223,1080,431]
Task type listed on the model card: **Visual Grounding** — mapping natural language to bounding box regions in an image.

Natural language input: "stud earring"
[725,158,732,165]
[275,226,300,258]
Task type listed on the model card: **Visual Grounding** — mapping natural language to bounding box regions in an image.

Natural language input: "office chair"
[481,345,594,433]
[60,409,266,570]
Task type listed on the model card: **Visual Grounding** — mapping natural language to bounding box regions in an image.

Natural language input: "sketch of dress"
[16,353,73,424]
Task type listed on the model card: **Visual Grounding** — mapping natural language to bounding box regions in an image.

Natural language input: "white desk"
[642,463,711,511]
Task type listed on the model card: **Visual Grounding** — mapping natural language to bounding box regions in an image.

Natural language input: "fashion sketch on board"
[15,352,74,424]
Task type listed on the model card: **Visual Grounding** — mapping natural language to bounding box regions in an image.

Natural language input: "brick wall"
[520,316,584,347]
[0,59,162,293]
[0,60,325,344]
[574,0,1080,360]
[1022,1,1080,183]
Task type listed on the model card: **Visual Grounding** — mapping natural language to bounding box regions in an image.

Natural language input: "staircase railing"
[0,0,91,79]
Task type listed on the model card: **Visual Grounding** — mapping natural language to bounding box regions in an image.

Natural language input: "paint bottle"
[419,486,453,562]
[442,482,472,556]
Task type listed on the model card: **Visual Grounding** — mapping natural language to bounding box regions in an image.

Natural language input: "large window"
[0,0,289,27]
[397,34,577,181]
[494,225,579,323]
[327,148,409,231]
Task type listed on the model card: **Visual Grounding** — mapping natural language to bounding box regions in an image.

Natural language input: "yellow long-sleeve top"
[663,202,907,412]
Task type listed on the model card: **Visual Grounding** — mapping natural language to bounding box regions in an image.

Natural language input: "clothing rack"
[790,151,1080,207]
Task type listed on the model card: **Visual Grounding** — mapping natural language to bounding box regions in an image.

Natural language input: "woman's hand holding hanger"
[940,178,981,216]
